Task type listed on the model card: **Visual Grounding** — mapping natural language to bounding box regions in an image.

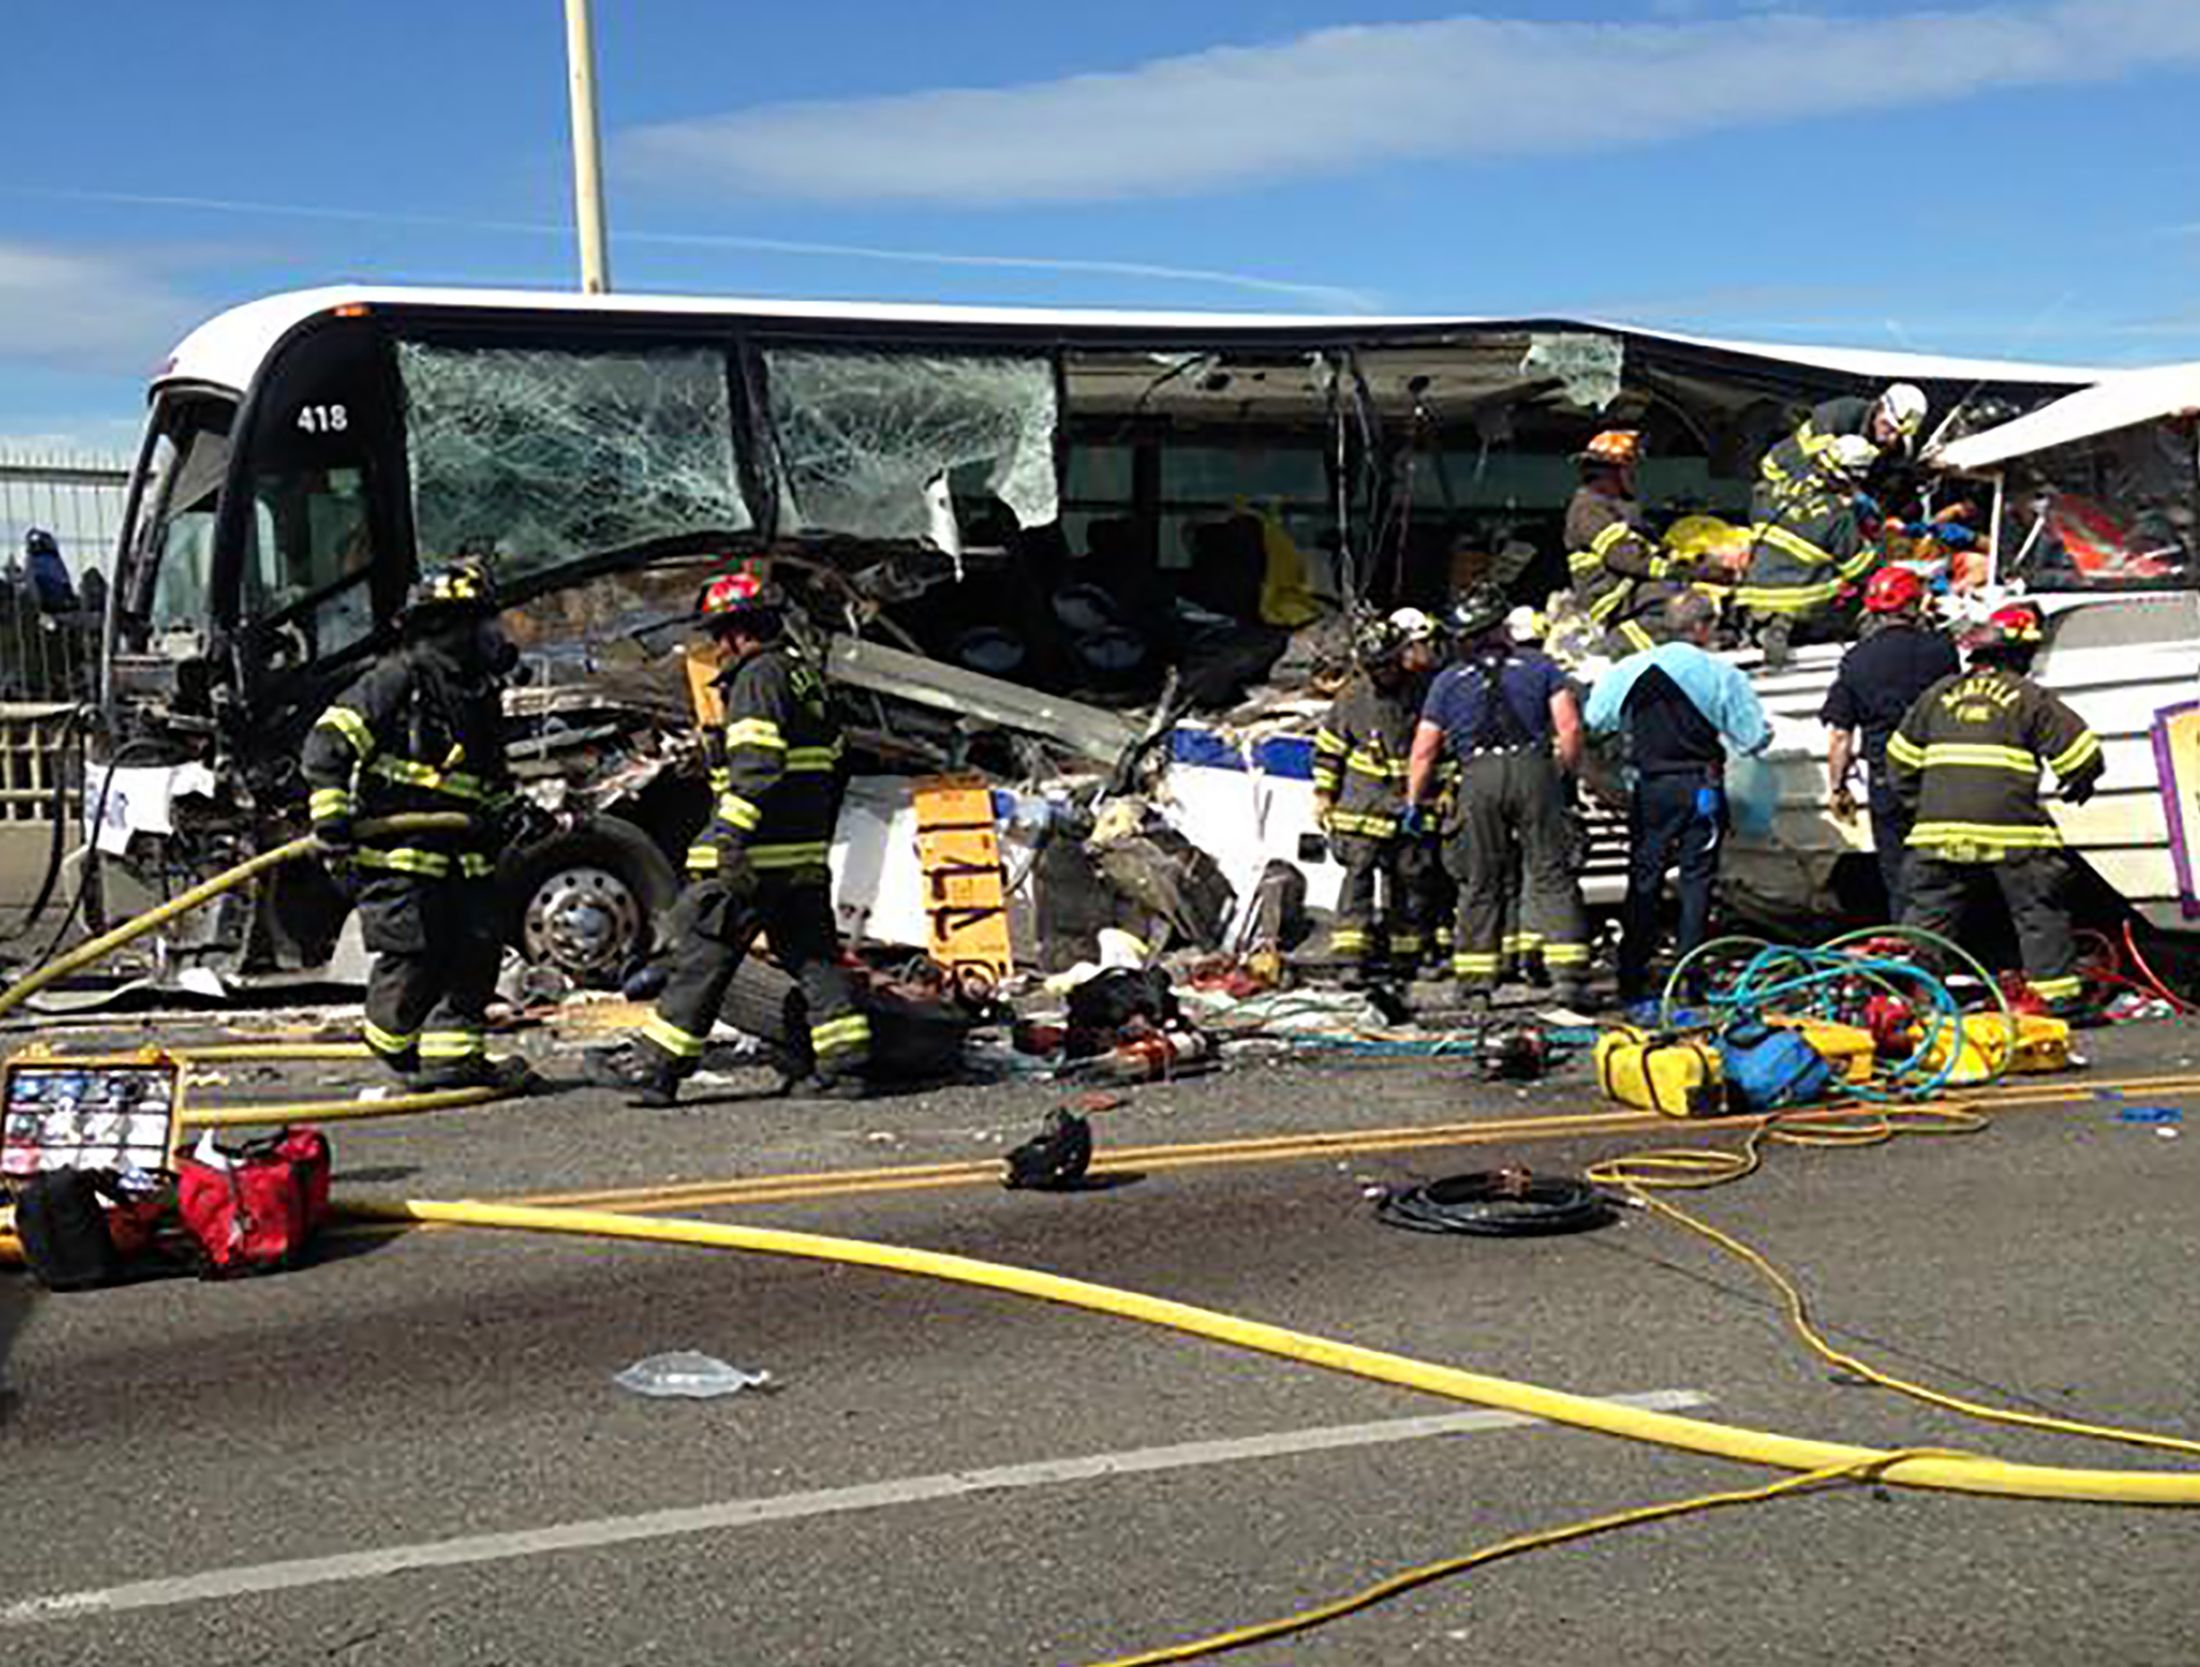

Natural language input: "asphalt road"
[5,1018,2200,1665]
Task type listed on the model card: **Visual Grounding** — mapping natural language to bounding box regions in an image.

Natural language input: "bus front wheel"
[500,817,680,989]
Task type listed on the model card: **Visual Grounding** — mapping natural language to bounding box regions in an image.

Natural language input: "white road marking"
[2,1389,1708,1625]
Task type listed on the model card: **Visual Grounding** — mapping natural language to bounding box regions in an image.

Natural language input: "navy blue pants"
[1620,770,1722,1000]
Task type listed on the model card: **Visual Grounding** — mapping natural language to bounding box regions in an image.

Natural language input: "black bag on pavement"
[1064,968,1180,1049]
[1003,1110,1094,1191]
[12,1170,125,1292]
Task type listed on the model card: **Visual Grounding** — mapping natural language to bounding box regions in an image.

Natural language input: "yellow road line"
[504,1071,2200,1217]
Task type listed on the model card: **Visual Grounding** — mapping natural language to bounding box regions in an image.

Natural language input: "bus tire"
[500,816,680,988]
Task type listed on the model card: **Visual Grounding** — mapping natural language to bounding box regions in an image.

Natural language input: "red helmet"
[1987,603,2045,644]
[696,566,784,630]
[1965,602,2046,653]
[1862,565,1925,614]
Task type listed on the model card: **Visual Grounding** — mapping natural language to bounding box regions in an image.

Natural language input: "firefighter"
[1886,602,2102,1014]
[1741,385,1927,664]
[591,568,871,1105]
[1312,616,1426,984]
[1407,583,1590,1010]
[1389,606,1456,976]
[1819,564,1960,919]
[1739,430,1883,665]
[302,557,524,1090]
[1758,383,1928,506]
[1564,429,1662,644]
[1565,430,1736,657]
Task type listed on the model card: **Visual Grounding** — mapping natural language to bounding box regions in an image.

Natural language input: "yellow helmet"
[405,557,497,618]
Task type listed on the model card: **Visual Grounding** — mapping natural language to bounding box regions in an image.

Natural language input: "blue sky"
[5,0,2199,450]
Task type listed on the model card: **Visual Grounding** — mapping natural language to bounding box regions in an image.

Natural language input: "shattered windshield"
[2000,418,2199,590]
[397,341,752,583]
[764,349,1058,542]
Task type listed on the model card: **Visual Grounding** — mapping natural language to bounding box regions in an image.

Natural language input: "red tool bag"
[176,1127,332,1277]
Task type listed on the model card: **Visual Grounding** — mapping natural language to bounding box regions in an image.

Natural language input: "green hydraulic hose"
[0,812,475,1021]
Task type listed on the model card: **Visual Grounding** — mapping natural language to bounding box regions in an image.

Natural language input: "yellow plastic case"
[1594,1027,1726,1118]
[1915,1013,2073,1086]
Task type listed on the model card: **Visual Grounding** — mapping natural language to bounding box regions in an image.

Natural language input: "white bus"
[104,285,2117,984]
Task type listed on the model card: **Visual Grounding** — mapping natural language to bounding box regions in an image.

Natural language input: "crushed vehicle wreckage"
[64,285,2195,1007]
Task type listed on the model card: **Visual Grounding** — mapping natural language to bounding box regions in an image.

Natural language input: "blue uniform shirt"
[1422,650,1567,756]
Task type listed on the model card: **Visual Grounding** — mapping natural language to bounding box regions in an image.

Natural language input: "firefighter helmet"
[1354,616,1405,666]
[404,557,498,619]
[1862,564,1926,614]
[1577,429,1643,469]
[1877,383,1929,441]
[1824,433,1881,480]
[1387,606,1439,644]
[695,566,786,632]
[1448,582,1511,640]
[1968,602,2046,652]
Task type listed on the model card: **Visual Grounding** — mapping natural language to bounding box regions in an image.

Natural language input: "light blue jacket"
[1582,641,1771,756]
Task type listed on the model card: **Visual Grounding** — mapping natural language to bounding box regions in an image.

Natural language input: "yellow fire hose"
[353,1196,2200,1508]
[0,812,518,1137]
[0,813,476,1021]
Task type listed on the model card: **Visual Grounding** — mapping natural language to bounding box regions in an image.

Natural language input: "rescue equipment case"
[1594,1027,1725,1118]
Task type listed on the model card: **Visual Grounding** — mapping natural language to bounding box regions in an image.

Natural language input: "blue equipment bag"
[1718,1018,1835,1112]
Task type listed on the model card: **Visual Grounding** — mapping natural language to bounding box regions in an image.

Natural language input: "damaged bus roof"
[1931,360,2200,472]
[155,283,2107,400]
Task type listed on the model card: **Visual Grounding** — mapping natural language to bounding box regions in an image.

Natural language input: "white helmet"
[1826,433,1881,479]
[1387,606,1439,644]
[1505,605,1545,644]
[1878,383,1928,441]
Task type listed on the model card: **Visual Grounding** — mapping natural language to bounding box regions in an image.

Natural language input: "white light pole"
[564,0,612,293]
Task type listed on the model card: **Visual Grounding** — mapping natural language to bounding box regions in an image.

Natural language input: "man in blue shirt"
[1407,584,1589,1009]
[1585,591,1772,1004]
[1819,564,1960,919]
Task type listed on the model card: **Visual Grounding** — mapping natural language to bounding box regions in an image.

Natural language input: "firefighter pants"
[1331,834,1446,969]
[1619,770,1722,1000]
[1902,852,2081,1006]
[1445,752,1588,992]
[355,869,503,1072]
[639,873,873,1079]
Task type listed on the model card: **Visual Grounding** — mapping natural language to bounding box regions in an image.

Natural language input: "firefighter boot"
[585,1043,683,1108]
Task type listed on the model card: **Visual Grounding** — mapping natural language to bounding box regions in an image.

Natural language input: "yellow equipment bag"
[1767,1015,1877,1085]
[1594,1027,1726,1118]
[1916,1013,2074,1086]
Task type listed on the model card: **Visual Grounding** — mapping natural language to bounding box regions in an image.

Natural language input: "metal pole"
[564,0,612,293]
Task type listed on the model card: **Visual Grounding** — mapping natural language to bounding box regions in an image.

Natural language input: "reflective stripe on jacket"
[695,642,845,879]
[1886,666,2102,858]
[301,648,511,870]
[1312,675,1419,841]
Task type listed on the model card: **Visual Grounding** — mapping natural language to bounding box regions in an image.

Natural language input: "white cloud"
[0,242,198,375]
[625,0,2200,204]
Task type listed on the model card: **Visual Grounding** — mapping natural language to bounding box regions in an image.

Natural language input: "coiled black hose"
[1375,1170,1616,1237]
